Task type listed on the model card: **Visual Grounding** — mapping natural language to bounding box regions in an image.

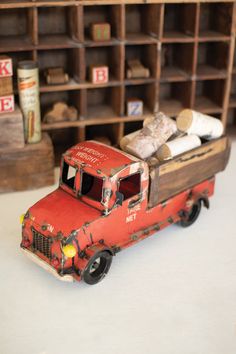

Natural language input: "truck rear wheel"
[82,251,112,285]
[179,200,202,227]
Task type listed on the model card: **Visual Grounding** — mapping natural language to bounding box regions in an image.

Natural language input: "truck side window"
[62,162,76,189]
[119,173,141,200]
[81,172,103,202]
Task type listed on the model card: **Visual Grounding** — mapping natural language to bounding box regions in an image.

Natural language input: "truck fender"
[199,195,210,209]
[84,242,114,259]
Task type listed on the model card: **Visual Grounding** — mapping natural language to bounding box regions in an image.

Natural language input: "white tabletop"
[0,137,236,354]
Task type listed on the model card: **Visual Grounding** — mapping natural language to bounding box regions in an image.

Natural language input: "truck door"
[117,170,145,236]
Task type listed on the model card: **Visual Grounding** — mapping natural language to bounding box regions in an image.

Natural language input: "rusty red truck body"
[20,137,230,284]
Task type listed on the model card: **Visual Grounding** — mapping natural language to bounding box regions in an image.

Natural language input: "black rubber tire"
[82,251,112,285]
[179,200,202,227]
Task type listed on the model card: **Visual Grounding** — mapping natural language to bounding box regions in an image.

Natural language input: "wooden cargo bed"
[148,136,231,208]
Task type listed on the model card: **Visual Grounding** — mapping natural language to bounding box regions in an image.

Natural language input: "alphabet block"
[90,23,111,42]
[127,98,143,117]
[0,56,13,77]
[90,66,109,84]
[0,95,15,114]
[0,77,13,96]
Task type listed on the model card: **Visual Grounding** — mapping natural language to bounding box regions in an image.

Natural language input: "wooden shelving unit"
[0,0,235,155]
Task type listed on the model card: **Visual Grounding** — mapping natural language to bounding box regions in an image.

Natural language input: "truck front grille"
[32,228,52,259]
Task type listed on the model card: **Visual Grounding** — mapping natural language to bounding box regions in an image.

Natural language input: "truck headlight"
[20,214,25,224]
[62,244,76,258]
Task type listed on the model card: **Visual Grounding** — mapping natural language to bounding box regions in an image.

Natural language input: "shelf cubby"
[197,41,229,79]
[37,48,81,87]
[124,121,143,136]
[125,44,158,81]
[162,3,197,42]
[84,5,122,44]
[40,90,81,121]
[161,43,194,81]
[194,79,225,114]
[85,86,122,120]
[86,123,121,146]
[85,45,122,83]
[38,6,81,48]
[159,81,192,117]
[125,4,161,43]
[0,8,34,51]
[125,83,157,115]
[199,2,233,40]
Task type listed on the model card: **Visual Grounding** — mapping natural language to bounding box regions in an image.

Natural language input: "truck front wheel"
[82,251,113,285]
[179,200,202,227]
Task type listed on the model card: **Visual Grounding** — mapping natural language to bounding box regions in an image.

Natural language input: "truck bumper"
[21,247,74,282]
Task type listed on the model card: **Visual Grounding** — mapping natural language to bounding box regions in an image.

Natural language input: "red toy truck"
[20,136,230,284]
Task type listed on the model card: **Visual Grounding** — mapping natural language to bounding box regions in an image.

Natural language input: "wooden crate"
[0,1,235,157]
[0,133,55,193]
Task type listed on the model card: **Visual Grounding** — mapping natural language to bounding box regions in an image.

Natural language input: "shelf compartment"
[125,4,161,43]
[125,83,157,116]
[162,3,197,42]
[38,6,80,48]
[40,90,82,126]
[125,44,158,81]
[86,123,121,146]
[199,3,233,40]
[161,43,194,82]
[197,42,229,80]
[85,86,122,120]
[84,5,122,44]
[0,8,34,51]
[38,48,81,86]
[159,81,192,117]
[124,121,143,136]
[85,46,122,82]
[194,80,225,114]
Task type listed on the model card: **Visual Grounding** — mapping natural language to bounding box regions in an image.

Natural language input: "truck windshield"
[81,171,103,202]
[62,161,76,189]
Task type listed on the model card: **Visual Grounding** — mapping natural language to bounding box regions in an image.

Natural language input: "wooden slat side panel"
[156,137,230,203]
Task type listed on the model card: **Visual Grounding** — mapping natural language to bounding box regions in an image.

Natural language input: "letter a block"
[0,56,13,77]
[127,98,143,117]
[90,23,111,42]
[0,95,15,113]
[90,66,109,84]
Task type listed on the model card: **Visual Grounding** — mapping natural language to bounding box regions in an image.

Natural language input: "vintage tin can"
[17,61,41,143]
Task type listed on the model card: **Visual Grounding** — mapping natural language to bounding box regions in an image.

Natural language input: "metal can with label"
[17,61,41,143]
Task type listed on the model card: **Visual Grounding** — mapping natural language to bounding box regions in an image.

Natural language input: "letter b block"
[127,98,143,117]
[90,66,109,84]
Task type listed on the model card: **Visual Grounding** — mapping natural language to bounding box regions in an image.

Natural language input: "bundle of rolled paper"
[120,109,224,161]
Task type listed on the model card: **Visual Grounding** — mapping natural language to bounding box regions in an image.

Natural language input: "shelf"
[84,5,122,42]
[125,4,161,41]
[161,43,194,82]
[229,95,236,108]
[86,86,122,119]
[38,35,80,49]
[198,31,231,42]
[0,35,33,52]
[194,80,225,114]
[197,42,229,80]
[41,113,152,131]
[125,44,158,80]
[159,81,192,117]
[125,33,157,45]
[162,3,196,42]
[199,3,233,39]
[125,83,157,116]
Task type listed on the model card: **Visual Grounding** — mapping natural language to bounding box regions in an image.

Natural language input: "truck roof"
[64,140,139,176]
